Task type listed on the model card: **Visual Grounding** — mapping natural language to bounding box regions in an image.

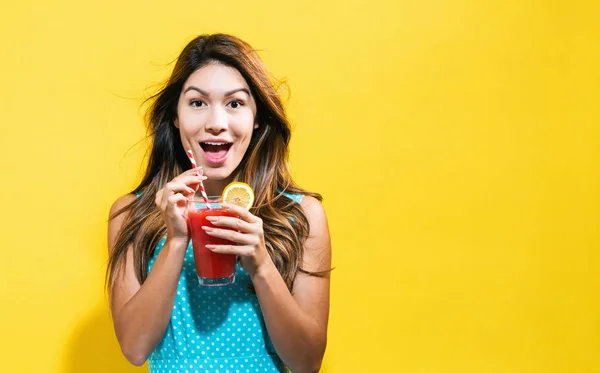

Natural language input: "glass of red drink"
[187,197,237,286]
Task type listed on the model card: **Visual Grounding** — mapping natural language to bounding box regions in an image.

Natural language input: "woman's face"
[175,63,257,183]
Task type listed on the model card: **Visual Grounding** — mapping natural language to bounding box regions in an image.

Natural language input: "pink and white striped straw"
[187,149,211,209]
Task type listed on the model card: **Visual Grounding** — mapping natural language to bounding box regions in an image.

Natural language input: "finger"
[205,244,253,256]
[181,168,206,182]
[201,226,257,246]
[163,181,196,196]
[166,193,189,216]
[221,203,260,224]
[177,175,207,194]
[204,215,255,233]
[171,174,208,188]
[165,175,206,192]
[161,183,192,211]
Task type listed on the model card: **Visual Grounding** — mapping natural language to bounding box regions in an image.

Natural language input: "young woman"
[107,33,331,373]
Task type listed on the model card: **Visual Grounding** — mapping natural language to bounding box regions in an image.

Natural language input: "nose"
[205,106,227,134]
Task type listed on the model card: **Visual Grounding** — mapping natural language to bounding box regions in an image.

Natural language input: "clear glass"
[187,196,237,286]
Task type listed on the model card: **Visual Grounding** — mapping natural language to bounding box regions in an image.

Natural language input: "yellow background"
[1,0,599,372]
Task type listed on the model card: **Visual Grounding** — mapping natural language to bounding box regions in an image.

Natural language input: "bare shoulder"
[300,195,328,228]
[299,195,331,272]
[108,194,137,253]
[107,194,143,311]
[109,193,137,219]
[292,195,331,322]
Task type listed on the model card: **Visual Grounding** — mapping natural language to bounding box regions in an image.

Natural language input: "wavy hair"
[106,33,322,292]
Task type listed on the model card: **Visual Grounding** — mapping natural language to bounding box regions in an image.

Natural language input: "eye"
[227,100,244,109]
[190,99,205,108]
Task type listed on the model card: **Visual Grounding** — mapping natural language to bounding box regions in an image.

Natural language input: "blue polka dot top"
[147,192,304,373]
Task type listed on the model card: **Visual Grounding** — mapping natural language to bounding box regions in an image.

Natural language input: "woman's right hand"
[155,168,207,244]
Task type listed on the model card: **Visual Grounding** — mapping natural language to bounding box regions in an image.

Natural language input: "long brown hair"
[107,33,322,292]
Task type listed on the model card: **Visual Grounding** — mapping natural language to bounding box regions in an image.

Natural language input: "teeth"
[204,142,229,146]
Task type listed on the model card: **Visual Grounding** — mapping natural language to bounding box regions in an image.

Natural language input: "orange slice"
[222,182,255,210]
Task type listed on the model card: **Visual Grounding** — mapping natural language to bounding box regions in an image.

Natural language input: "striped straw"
[187,149,211,209]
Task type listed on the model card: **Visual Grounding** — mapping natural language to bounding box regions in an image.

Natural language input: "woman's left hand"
[202,203,271,277]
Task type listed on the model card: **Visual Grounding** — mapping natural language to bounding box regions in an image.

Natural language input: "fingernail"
[205,245,215,250]
[202,226,213,232]
[206,216,217,222]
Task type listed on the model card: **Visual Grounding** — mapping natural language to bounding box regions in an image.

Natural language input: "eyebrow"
[183,86,251,97]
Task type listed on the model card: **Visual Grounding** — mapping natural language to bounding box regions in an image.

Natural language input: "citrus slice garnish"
[222,182,255,210]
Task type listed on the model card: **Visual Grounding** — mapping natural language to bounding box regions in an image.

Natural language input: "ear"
[173,117,180,129]
[254,122,259,129]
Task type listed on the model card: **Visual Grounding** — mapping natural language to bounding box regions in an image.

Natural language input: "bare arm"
[108,170,204,365]
[251,196,331,373]
[108,195,188,366]
[205,196,331,372]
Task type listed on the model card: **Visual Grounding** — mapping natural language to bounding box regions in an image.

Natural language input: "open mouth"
[199,141,233,165]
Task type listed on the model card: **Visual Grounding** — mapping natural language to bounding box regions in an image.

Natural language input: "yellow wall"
[1,0,599,372]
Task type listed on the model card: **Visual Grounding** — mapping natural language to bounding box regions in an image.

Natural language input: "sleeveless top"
[146,192,304,373]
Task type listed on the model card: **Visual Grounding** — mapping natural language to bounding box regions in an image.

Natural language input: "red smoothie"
[187,207,237,285]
